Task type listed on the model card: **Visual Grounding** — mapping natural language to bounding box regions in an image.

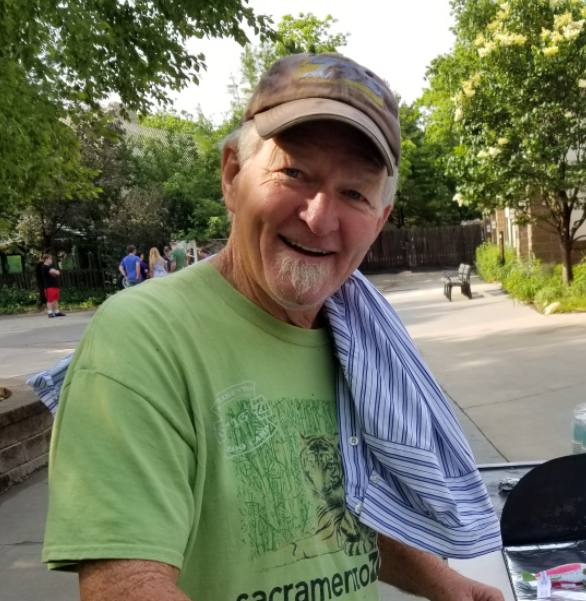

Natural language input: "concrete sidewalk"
[371,268,586,462]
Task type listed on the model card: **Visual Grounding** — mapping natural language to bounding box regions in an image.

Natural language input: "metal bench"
[442,264,473,301]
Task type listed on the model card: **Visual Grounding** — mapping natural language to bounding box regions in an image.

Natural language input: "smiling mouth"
[281,236,334,257]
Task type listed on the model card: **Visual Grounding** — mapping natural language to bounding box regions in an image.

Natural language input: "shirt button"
[349,436,359,446]
[370,475,379,483]
[355,503,363,515]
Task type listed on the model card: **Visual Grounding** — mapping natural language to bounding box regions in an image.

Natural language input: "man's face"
[45,257,53,266]
[223,121,391,312]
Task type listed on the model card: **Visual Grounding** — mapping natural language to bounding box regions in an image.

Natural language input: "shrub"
[475,242,515,282]
[475,246,586,312]
[0,285,108,314]
[571,260,586,296]
[0,287,38,312]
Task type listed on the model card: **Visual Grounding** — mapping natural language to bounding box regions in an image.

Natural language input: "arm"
[378,536,505,601]
[149,262,153,279]
[170,261,176,273]
[119,264,127,277]
[49,268,60,276]
[79,559,190,601]
[136,261,141,280]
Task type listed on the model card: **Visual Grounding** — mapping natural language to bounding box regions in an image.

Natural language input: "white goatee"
[276,252,329,298]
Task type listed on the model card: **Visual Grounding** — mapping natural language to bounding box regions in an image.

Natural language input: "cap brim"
[253,98,395,176]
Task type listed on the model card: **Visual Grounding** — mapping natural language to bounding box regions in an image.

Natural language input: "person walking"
[149,247,168,278]
[119,245,142,287]
[41,254,65,318]
[169,240,187,272]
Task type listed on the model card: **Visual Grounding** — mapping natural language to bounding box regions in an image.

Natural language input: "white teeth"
[284,238,332,255]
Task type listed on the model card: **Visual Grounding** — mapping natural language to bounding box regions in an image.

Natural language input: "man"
[169,240,187,272]
[163,246,173,272]
[41,254,65,318]
[119,245,142,287]
[44,54,504,601]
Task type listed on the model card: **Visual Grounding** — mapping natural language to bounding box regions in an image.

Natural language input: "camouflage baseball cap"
[242,53,401,175]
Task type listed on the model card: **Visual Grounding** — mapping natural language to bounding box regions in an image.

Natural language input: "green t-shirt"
[170,246,187,271]
[43,263,380,601]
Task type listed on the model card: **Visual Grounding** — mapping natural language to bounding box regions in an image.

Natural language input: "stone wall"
[0,383,52,495]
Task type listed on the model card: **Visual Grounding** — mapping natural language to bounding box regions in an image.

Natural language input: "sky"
[167,0,457,124]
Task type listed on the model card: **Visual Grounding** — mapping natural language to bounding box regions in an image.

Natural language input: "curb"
[0,380,52,495]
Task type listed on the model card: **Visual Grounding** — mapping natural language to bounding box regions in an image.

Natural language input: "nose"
[298,192,339,236]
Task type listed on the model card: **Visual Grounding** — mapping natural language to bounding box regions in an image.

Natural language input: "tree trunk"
[561,239,573,285]
[558,193,574,285]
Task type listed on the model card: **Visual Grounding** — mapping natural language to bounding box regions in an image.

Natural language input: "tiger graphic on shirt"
[291,434,377,559]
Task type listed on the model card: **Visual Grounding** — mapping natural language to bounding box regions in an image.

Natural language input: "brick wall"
[0,386,52,494]
[492,204,586,266]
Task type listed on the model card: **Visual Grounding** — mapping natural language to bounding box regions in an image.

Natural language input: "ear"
[375,202,393,234]
[222,143,242,213]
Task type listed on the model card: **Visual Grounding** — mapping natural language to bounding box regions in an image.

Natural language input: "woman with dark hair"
[137,251,149,281]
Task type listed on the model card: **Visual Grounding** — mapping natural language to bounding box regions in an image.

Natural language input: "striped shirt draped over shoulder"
[324,271,501,559]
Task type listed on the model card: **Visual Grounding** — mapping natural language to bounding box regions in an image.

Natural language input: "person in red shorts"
[42,254,65,318]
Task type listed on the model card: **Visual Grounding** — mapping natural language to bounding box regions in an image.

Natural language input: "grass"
[475,243,586,313]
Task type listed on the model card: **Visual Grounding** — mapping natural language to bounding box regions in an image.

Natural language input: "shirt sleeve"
[43,294,197,570]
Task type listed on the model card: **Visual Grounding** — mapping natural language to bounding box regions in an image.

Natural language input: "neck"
[208,246,323,329]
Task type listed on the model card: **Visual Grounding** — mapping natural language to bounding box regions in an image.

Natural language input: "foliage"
[0,284,110,315]
[14,120,128,256]
[0,287,38,313]
[475,241,516,282]
[475,243,586,311]
[443,0,586,283]
[228,13,348,111]
[1,0,275,213]
[126,115,228,243]
[392,101,481,227]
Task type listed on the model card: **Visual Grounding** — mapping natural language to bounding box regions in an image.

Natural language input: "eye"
[346,189,365,201]
[283,168,300,178]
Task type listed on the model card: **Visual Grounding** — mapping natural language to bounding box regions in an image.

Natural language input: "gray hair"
[222,120,398,209]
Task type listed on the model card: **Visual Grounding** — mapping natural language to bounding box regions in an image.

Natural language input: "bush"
[475,242,515,282]
[0,285,108,314]
[475,245,586,312]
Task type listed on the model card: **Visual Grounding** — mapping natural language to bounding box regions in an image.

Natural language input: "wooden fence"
[360,223,485,272]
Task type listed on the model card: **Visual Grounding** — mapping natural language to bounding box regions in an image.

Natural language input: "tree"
[446,0,586,283]
[228,13,348,111]
[15,121,128,257]
[127,113,228,242]
[392,101,480,228]
[0,0,275,214]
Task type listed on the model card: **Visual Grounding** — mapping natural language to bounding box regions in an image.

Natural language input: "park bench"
[442,264,473,301]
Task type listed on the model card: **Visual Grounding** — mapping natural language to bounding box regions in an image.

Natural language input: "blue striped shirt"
[324,270,502,559]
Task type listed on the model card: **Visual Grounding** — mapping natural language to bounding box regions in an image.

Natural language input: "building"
[489,205,586,266]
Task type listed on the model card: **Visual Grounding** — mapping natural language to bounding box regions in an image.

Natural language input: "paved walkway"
[370,269,586,462]
[2,272,586,600]
[0,311,95,388]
